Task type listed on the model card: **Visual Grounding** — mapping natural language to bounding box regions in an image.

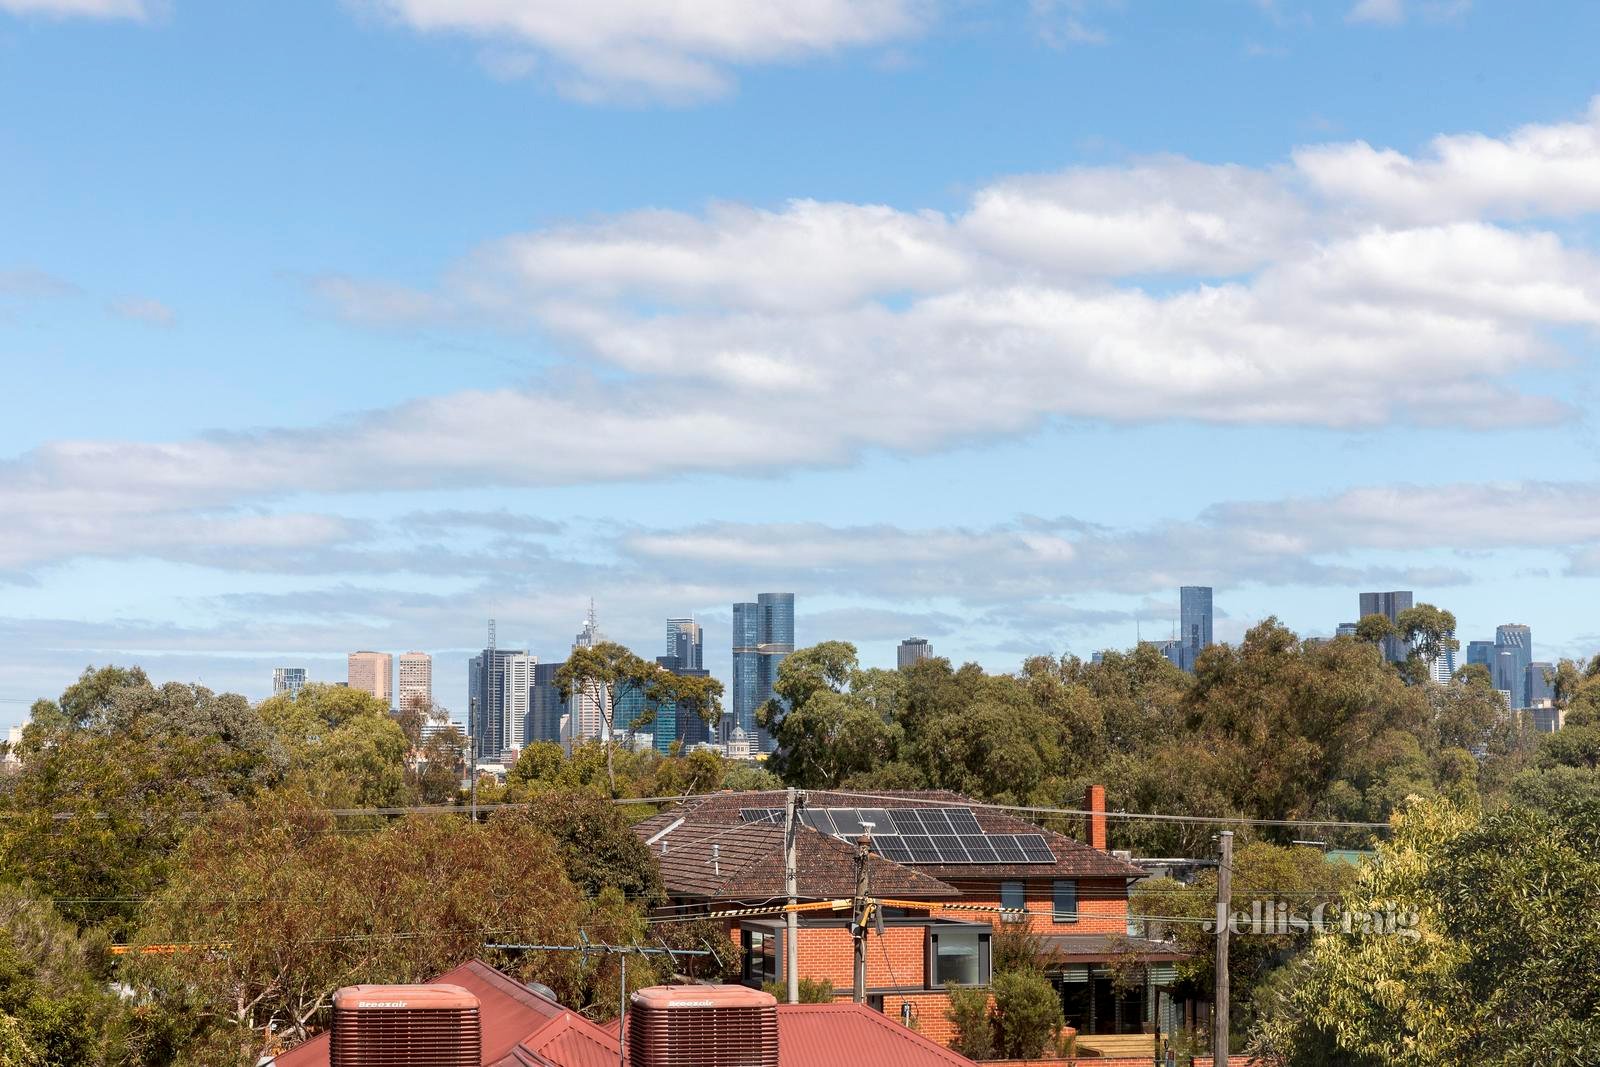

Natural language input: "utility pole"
[784,787,803,1005]
[1215,830,1233,1065]
[852,831,870,1003]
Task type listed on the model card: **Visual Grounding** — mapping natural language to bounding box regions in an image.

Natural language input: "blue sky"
[5,0,1600,724]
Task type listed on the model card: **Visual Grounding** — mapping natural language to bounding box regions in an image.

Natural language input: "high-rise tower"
[1178,586,1213,672]
[1358,591,1414,665]
[730,592,793,754]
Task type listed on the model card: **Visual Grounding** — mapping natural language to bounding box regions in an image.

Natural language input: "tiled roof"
[272,959,614,1067]
[637,790,1146,884]
[646,820,959,901]
[776,1003,980,1067]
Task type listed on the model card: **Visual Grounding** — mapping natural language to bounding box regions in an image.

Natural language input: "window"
[1053,879,1079,923]
[930,927,991,986]
[741,929,779,986]
[1000,880,1026,917]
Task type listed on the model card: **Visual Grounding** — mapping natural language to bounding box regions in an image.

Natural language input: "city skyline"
[8,4,1600,727]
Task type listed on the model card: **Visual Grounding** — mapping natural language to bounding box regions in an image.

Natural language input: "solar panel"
[889,809,926,835]
[919,810,954,835]
[874,835,912,862]
[959,834,999,863]
[858,809,891,835]
[740,808,783,824]
[948,809,983,835]
[808,810,842,833]
[991,835,1028,863]
[903,834,940,863]
[829,809,865,837]
[1018,833,1056,863]
[929,835,968,862]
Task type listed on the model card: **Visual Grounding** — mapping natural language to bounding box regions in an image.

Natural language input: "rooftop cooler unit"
[330,983,480,1067]
[628,985,779,1067]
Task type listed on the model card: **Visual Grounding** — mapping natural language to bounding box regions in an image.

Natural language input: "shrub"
[760,977,835,1003]
[991,970,1063,1059]
[945,982,995,1061]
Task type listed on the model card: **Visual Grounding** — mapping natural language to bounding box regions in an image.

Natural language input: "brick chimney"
[1085,784,1107,851]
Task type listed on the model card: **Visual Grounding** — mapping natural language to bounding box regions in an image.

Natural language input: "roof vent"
[628,985,778,1067]
[330,984,480,1067]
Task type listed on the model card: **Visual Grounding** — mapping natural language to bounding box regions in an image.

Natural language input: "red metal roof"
[275,966,979,1067]
[775,1003,979,1067]
[274,959,606,1067]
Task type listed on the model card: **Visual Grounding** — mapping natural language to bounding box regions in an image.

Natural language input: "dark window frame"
[1053,878,1079,923]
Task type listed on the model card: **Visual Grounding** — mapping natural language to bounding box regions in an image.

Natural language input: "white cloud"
[1347,0,1404,24]
[962,159,1310,276]
[357,0,925,101]
[1295,97,1600,222]
[11,99,1600,583]
[0,267,79,297]
[108,297,176,327]
[0,0,145,16]
[484,200,966,312]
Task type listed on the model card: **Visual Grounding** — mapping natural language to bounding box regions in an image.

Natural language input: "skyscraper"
[397,651,432,712]
[1526,661,1554,707]
[468,639,526,759]
[1466,640,1495,674]
[658,615,713,751]
[1428,635,1458,683]
[1179,586,1214,672]
[666,618,704,671]
[1358,591,1414,665]
[568,601,611,744]
[1495,624,1533,707]
[730,592,794,754]
[529,661,568,745]
[501,652,536,750]
[347,651,393,706]
[272,666,306,698]
[898,638,933,670]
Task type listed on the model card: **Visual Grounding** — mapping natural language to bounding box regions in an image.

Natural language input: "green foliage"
[0,886,133,1066]
[944,982,994,1061]
[258,683,411,808]
[556,643,721,797]
[990,970,1064,1059]
[1,667,284,934]
[1252,797,1600,1066]
[760,977,834,1003]
[519,789,665,903]
[990,923,1061,977]
[760,643,902,788]
[1134,842,1353,1036]
[126,791,592,1061]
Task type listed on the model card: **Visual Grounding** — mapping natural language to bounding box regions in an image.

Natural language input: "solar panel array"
[737,806,1056,865]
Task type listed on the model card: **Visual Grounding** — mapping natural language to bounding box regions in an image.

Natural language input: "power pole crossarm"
[1215,830,1233,1065]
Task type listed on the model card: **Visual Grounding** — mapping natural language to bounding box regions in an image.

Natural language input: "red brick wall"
[875,990,975,1046]
[772,923,927,992]
[935,878,1130,935]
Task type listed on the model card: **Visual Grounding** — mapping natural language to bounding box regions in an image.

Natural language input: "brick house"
[632,787,1188,1051]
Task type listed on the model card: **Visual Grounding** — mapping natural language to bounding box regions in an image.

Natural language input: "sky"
[5,0,1600,725]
